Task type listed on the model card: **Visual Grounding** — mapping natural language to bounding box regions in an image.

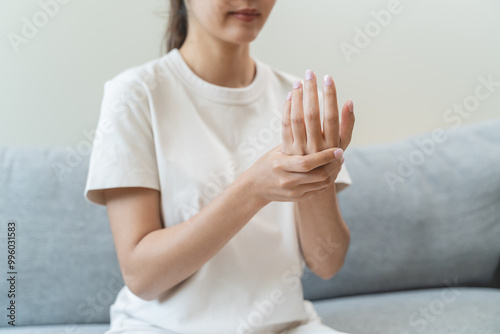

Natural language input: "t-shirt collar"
[164,48,268,105]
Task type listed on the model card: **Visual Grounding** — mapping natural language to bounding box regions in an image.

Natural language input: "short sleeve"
[84,79,160,206]
[335,163,352,191]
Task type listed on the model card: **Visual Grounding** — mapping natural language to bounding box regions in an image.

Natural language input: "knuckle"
[324,88,336,97]
[324,112,337,122]
[322,150,334,161]
[282,118,291,128]
[289,146,304,156]
[271,159,282,171]
[304,84,315,92]
[305,111,317,122]
[292,93,302,103]
[291,116,304,126]
[307,142,321,152]
[297,157,310,171]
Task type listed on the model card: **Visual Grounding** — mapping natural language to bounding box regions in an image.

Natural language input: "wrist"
[236,170,270,211]
[298,181,337,205]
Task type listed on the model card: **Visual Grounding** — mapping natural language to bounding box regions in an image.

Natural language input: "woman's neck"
[178,33,256,89]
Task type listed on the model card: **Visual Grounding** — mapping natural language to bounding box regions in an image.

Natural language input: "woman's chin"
[223,30,260,45]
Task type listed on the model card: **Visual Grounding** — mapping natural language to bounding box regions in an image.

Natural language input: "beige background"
[1,0,499,148]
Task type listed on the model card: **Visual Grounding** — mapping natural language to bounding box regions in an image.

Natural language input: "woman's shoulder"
[104,54,174,92]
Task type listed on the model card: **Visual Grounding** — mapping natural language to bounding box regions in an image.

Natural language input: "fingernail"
[286,91,292,100]
[293,79,302,89]
[341,156,345,164]
[324,74,333,86]
[305,69,314,81]
[348,99,354,113]
[334,148,343,159]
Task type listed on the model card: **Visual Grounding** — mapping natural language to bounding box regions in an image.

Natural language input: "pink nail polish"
[286,91,292,100]
[324,74,333,86]
[334,148,343,159]
[293,79,302,89]
[305,69,314,81]
[348,99,354,113]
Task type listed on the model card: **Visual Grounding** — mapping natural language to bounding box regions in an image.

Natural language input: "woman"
[84,0,355,333]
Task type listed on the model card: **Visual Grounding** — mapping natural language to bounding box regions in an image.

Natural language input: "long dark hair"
[163,0,188,54]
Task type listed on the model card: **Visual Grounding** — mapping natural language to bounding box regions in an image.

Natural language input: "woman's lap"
[283,319,350,334]
[103,316,349,334]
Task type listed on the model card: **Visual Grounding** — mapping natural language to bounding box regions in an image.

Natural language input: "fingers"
[291,79,307,152]
[282,91,293,153]
[295,174,337,194]
[303,69,323,152]
[288,157,343,184]
[322,74,340,148]
[339,99,355,151]
[280,147,343,172]
[279,157,344,198]
[286,70,352,154]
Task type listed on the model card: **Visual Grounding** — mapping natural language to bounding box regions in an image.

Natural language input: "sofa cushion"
[302,119,500,300]
[0,147,124,327]
[0,119,498,327]
[0,324,109,334]
[312,287,500,334]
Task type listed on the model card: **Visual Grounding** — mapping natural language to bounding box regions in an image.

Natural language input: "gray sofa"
[1,118,499,334]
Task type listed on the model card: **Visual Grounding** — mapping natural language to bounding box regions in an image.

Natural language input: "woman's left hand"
[282,69,355,159]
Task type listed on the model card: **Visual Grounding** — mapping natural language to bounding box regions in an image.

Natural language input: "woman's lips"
[229,11,260,22]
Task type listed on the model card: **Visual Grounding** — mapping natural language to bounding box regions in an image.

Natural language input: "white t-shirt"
[84,48,352,334]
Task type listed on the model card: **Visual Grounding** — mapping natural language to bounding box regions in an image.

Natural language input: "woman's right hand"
[243,142,343,204]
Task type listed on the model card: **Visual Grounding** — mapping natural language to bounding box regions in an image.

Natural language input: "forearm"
[294,183,350,279]
[128,170,269,300]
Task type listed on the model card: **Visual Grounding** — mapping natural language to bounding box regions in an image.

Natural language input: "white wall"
[1,0,499,149]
